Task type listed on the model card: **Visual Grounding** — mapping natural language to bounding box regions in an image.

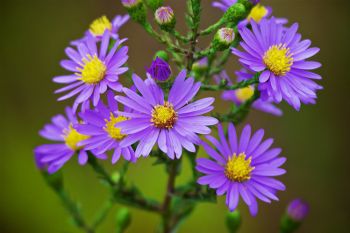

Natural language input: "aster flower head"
[76,91,136,164]
[34,107,107,174]
[232,18,323,110]
[196,123,286,215]
[71,14,129,46]
[214,69,282,116]
[147,57,172,82]
[287,199,309,221]
[115,70,218,159]
[54,32,129,112]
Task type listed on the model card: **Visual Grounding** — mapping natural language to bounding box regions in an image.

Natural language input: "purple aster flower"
[232,18,323,110]
[212,1,287,28]
[71,14,129,46]
[287,199,309,221]
[75,91,136,164]
[214,70,282,116]
[115,70,218,159]
[34,107,107,174]
[147,57,172,81]
[53,32,128,112]
[196,123,286,215]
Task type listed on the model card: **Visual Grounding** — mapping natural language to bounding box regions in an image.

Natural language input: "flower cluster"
[34,0,322,229]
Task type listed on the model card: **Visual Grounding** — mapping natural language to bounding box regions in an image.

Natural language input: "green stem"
[169,30,190,43]
[91,199,113,230]
[143,23,187,54]
[214,89,260,124]
[201,72,260,91]
[199,18,225,36]
[186,0,201,70]
[88,156,115,187]
[161,160,179,233]
[42,172,94,233]
[87,156,161,212]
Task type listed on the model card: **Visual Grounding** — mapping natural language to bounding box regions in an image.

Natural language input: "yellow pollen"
[89,16,112,36]
[236,86,254,102]
[104,113,128,141]
[64,125,89,150]
[77,54,106,84]
[225,153,255,182]
[247,4,268,23]
[263,44,294,76]
[151,102,177,129]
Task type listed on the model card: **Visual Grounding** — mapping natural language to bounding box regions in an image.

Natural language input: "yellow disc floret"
[225,153,255,182]
[247,4,268,23]
[64,125,89,150]
[236,86,254,102]
[104,113,128,141]
[151,102,177,129]
[89,15,112,36]
[263,44,294,76]
[78,54,107,84]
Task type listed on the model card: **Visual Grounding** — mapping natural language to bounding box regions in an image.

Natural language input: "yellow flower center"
[151,102,177,129]
[236,86,254,102]
[225,153,255,182]
[247,4,268,23]
[64,125,89,150]
[263,44,294,76]
[104,113,128,141]
[77,54,106,84]
[89,16,112,36]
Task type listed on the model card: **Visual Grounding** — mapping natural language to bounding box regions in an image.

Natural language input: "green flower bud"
[226,210,241,233]
[154,50,169,61]
[121,0,147,25]
[116,208,131,233]
[213,27,235,51]
[154,6,176,32]
[146,0,164,11]
[223,3,246,23]
[111,171,121,183]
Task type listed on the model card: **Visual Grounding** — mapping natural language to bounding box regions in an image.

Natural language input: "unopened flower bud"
[155,6,176,32]
[287,199,309,222]
[111,171,121,183]
[213,28,235,50]
[121,0,140,8]
[224,3,247,23]
[121,0,146,25]
[280,199,309,233]
[192,57,208,74]
[147,57,171,81]
[115,208,131,233]
[225,210,241,233]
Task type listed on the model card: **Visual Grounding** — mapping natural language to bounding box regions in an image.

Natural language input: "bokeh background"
[1,0,349,232]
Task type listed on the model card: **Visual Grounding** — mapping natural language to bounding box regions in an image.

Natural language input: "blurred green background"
[1,0,349,232]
